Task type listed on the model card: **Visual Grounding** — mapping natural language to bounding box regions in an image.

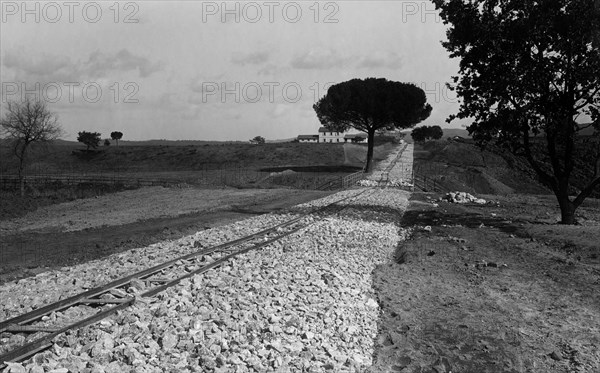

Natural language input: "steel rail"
[0,216,306,332]
[374,143,408,186]
[0,189,369,366]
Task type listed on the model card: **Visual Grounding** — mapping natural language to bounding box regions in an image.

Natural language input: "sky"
[0,0,467,141]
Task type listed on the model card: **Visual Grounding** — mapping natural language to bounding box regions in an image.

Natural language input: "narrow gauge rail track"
[0,189,371,368]
[376,143,409,186]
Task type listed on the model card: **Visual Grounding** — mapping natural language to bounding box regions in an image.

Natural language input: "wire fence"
[412,174,447,193]
[0,166,364,193]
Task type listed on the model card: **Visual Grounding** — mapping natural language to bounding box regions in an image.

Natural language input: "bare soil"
[0,187,333,285]
[0,186,329,234]
[369,193,600,373]
[368,141,599,373]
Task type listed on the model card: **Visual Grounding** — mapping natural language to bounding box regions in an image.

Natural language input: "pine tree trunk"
[364,130,375,172]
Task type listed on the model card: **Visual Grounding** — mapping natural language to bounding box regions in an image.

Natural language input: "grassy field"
[0,137,398,219]
[0,137,396,175]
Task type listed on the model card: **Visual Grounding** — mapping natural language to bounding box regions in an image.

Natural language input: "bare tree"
[0,98,63,196]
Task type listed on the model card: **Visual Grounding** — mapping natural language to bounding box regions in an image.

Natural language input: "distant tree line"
[411,125,443,142]
[77,131,124,150]
[250,136,265,144]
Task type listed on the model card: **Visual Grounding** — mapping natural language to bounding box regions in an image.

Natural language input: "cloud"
[290,49,347,70]
[3,52,71,76]
[85,49,163,78]
[2,50,81,81]
[1,48,163,84]
[356,51,404,69]
[231,51,269,66]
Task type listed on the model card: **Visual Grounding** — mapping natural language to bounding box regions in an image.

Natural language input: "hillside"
[0,140,395,175]
[414,139,599,198]
[0,139,397,221]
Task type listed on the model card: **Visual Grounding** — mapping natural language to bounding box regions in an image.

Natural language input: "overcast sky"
[0,1,467,141]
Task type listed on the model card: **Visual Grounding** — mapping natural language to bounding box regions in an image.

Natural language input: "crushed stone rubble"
[443,191,487,204]
[0,212,300,322]
[357,179,412,188]
[1,147,412,372]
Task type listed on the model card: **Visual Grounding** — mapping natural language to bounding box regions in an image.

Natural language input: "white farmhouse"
[318,127,345,143]
[296,127,368,143]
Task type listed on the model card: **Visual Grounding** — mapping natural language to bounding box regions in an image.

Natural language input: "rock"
[444,191,487,204]
[128,278,145,292]
[288,341,304,352]
[302,331,315,340]
[269,341,285,353]
[3,362,27,373]
[103,362,122,373]
[366,298,379,308]
[26,366,45,373]
[160,332,179,350]
[268,314,281,324]
[549,351,563,360]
